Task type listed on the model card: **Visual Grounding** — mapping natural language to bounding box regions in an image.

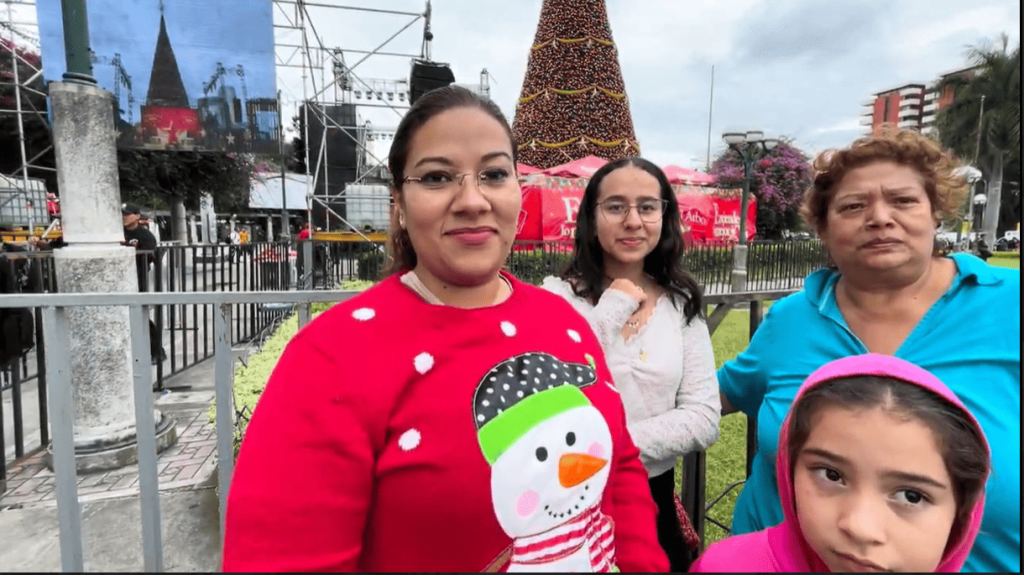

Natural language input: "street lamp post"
[722,129,778,293]
[973,192,988,252]
[953,166,983,249]
[722,130,778,245]
[59,0,96,85]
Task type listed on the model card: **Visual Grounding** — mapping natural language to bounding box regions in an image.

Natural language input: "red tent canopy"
[518,159,717,185]
[542,155,609,178]
[662,164,716,185]
[516,174,755,245]
[516,163,543,175]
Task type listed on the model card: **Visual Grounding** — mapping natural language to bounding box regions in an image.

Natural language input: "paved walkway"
[1,409,216,509]
[0,354,232,572]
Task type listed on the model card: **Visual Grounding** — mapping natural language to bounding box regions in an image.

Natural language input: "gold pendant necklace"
[639,349,648,361]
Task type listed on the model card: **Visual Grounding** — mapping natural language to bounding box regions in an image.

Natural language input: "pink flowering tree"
[709,140,813,239]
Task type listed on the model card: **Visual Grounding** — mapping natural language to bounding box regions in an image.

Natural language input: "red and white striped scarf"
[509,503,616,572]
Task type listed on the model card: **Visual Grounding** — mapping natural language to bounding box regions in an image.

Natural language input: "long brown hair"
[560,157,703,323]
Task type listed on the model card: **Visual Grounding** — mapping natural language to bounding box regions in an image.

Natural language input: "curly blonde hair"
[801,125,969,232]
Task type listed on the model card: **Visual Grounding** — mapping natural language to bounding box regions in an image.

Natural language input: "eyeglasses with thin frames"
[402,167,515,192]
[597,199,668,223]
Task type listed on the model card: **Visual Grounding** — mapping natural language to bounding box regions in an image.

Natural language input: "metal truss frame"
[272,0,432,236]
[1,0,429,238]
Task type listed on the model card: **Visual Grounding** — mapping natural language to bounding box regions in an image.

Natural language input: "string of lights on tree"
[512,0,639,169]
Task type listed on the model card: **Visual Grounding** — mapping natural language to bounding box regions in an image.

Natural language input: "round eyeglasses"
[403,167,514,191]
[597,199,668,223]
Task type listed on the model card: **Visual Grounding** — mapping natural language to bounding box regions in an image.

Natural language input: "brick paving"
[0,409,218,509]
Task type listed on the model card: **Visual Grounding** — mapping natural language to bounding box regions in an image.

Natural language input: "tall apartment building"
[861,65,980,136]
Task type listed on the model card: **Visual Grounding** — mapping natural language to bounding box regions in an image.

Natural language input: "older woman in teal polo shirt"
[716,127,1020,573]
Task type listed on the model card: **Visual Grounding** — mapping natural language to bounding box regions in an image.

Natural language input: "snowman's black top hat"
[473,352,597,464]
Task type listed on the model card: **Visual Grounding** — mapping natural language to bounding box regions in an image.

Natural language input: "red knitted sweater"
[223,272,667,572]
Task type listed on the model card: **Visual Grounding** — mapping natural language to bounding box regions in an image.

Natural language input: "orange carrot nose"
[558,453,607,488]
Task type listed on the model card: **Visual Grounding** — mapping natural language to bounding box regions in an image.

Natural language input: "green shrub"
[505,246,573,284]
[210,282,373,455]
[356,248,387,281]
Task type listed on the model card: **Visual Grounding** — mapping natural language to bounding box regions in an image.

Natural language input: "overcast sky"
[272,0,1019,170]
[12,0,1021,169]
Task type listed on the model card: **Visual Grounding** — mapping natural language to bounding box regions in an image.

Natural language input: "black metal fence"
[3,236,822,535]
[1,242,296,485]
[746,239,829,292]
[1,252,56,486]
[149,242,294,385]
[297,240,386,289]
[503,239,826,294]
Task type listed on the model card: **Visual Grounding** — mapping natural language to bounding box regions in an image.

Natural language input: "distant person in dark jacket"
[122,204,164,366]
[977,235,993,262]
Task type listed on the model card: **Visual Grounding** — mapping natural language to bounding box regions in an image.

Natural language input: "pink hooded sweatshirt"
[692,353,989,573]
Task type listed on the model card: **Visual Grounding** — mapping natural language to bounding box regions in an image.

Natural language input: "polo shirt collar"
[803,252,1002,309]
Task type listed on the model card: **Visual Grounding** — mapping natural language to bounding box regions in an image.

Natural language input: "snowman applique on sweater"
[474,352,617,573]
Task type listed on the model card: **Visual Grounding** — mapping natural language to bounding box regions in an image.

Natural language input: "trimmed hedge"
[358,240,827,287]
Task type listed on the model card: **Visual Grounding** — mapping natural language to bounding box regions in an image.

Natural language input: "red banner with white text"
[516,182,755,245]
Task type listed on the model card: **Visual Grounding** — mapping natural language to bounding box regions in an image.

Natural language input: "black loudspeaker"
[304,102,358,222]
[410,60,455,104]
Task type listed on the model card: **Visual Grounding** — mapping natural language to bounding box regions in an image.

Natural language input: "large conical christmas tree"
[513,0,639,169]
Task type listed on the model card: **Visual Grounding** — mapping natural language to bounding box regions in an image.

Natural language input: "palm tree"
[937,33,1021,242]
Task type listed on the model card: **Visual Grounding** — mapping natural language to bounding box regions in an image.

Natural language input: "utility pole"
[278,90,289,241]
[705,65,714,173]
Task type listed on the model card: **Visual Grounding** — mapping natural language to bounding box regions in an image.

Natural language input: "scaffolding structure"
[0,1,459,239]
[1,0,51,232]
[272,0,435,237]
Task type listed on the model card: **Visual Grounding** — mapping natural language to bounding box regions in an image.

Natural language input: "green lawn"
[677,306,759,546]
[988,254,1020,269]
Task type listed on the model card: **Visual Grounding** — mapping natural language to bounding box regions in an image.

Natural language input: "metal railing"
[503,239,825,294]
[0,289,355,572]
[681,289,796,549]
[745,239,829,292]
[1,243,299,482]
[2,251,58,483]
[149,242,296,386]
[0,286,792,570]
[297,239,385,288]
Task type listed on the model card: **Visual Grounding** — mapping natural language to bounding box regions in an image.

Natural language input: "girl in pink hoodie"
[693,354,990,572]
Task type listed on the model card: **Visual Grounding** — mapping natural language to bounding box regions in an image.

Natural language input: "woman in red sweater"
[222,85,668,573]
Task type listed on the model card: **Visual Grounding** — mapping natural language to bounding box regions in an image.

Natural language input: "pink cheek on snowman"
[588,441,605,459]
[516,490,540,517]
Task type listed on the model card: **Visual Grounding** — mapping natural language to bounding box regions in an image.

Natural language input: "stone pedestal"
[171,199,188,244]
[731,244,749,295]
[47,81,177,472]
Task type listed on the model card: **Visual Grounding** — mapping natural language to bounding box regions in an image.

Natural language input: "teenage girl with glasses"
[543,157,721,571]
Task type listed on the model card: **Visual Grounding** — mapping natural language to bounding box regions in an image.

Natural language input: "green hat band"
[478,384,590,464]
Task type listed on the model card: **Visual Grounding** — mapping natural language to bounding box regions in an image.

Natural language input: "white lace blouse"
[541,276,721,478]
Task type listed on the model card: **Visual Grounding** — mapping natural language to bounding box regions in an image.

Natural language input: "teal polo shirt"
[718,253,1020,573]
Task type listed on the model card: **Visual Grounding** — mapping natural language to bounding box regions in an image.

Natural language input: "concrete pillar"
[170,198,187,244]
[47,82,176,473]
[731,244,748,295]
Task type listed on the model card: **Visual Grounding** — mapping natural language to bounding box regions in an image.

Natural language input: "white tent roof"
[249,173,310,211]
